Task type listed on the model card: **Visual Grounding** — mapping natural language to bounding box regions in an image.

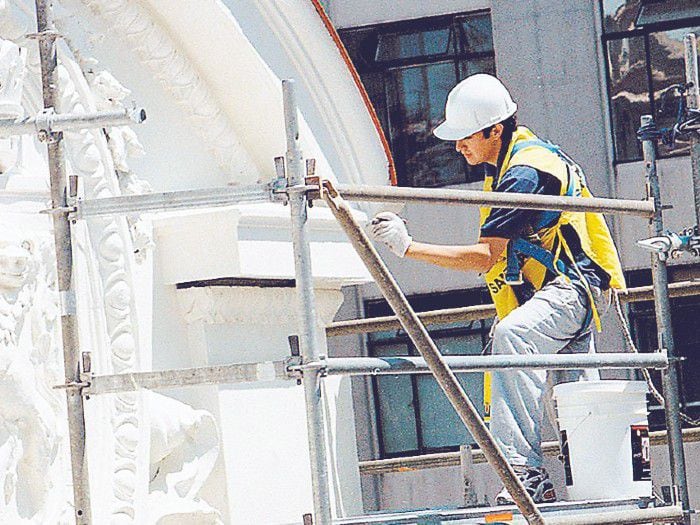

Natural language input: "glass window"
[376,28,453,62]
[606,36,649,161]
[458,13,494,54]
[373,342,419,455]
[365,290,493,458]
[625,270,700,429]
[649,27,700,157]
[636,0,700,28]
[601,1,700,162]
[603,0,641,34]
[340,12,495,187]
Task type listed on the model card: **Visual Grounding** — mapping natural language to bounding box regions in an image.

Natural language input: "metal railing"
[17,1,700,522]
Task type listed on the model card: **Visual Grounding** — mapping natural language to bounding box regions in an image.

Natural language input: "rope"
[612,291,700,426]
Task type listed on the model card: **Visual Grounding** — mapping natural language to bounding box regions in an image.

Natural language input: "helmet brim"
[433,121,472,141]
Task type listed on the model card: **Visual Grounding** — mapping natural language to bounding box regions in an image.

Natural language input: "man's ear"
[491,123,504,140]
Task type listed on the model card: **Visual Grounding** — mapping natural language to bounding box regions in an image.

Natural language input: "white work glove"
[369,212,412,257]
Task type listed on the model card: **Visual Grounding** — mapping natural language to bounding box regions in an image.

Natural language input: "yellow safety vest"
[479,127,626,331]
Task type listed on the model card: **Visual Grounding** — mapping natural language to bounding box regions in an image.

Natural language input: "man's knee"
[492,316,529,355]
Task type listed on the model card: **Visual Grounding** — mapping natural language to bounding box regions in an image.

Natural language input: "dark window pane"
[340,12,495,188]
[376,28,453,62]
[359,71,390,139]
[606,36,650,161]
[417,335,485,449]
[372,342,420,455]
[636,0,700,27]
[649,27,700,157]
[458,13,494,53]
[387,61,468,186]
[458,56,496,79]
[340,27,378,71]
[602,0,641,33]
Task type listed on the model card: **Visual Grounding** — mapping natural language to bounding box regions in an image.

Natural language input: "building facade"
[323,0,700,513]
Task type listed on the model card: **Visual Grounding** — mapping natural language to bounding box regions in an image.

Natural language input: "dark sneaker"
[495,465,557,505]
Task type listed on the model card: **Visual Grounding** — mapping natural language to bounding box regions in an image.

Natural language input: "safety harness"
[502,138,595,334]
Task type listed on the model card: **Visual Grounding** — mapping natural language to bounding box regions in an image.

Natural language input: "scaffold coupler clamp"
[34,107,59,143]
[54,352,92,393]
[285,356,328,383]
[270,156,289,204]
[637,226,700,261]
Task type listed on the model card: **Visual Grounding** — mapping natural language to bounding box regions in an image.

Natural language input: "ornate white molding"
[56,54,146,520]
[1,2,148,520]
[78,0,261,183]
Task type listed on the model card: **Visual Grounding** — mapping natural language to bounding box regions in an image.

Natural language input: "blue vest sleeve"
[479,166,561,239]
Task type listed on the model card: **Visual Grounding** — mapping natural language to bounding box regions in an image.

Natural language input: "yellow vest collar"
[498,126,538,181]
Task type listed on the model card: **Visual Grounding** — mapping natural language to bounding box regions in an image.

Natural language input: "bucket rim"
[552,379,648,398]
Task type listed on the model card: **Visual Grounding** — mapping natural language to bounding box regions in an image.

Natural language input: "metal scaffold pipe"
[335,184,654,217]
[684,33,700,227]
[292,353,668,376]
[283,80,333,525]
[34,0,92,522]
[0,107,146,138]
[641,114,691,524]
[326,280,700,336]
[321,180,546,525]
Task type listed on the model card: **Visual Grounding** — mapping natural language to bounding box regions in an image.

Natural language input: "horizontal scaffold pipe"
[326,280,700,337]
[84,360,289,395]
[336,184,654,217]
[545,506,683,525]
[74,183,274,218]
[293,353,667,376]
[0,107,146,138]
[358,427,700,475]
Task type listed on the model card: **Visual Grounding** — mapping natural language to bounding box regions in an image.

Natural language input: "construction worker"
[369,73,625,505]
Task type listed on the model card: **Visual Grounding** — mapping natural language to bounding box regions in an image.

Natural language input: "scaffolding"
[8,1,700,523]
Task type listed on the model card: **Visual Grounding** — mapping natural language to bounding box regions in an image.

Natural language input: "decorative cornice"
[79,0,261,183]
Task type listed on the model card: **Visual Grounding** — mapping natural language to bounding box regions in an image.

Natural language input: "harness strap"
[505,138,600,333]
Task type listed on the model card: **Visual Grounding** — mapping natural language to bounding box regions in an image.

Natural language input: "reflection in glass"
[387,62,465,187]
[459,14,494,53]
[339,11,495,187]
[417,335,484,450]
[373,342,420,455]
[376,28,452,62]
[649,27,700,157]
[607,36,649,161]
[602,0,641,34]
[636,0,700,28]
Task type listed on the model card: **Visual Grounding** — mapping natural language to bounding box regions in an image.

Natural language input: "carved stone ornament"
[0,2,219,522]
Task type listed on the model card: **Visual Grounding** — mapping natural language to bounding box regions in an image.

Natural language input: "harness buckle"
[504,270,524,285]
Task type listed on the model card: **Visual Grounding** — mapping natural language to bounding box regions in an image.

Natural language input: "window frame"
[338,11,496,188]
[600,0,700,164]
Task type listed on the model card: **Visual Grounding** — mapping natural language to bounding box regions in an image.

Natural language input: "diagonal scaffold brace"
[320,178,546,525]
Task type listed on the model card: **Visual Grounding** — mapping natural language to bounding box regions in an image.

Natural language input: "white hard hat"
[433,74,517,141]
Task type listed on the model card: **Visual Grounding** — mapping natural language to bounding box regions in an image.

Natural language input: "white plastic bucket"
[552,380,651,501]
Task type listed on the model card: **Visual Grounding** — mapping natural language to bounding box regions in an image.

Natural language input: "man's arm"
[405,236,508,274]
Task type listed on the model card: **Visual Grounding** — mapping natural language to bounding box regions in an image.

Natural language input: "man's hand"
[369,212,413,257]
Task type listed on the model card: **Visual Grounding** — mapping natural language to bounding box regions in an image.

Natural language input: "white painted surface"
[179,286,363,523]
[0,0,384,522]
[325,0,490,29]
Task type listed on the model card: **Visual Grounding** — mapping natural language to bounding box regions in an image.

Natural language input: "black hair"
[482,114,517,172]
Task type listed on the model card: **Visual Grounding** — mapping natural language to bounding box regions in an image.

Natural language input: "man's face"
[454,125,502,166]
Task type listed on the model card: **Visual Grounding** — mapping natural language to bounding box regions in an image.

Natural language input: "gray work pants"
[489,276,609,468]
